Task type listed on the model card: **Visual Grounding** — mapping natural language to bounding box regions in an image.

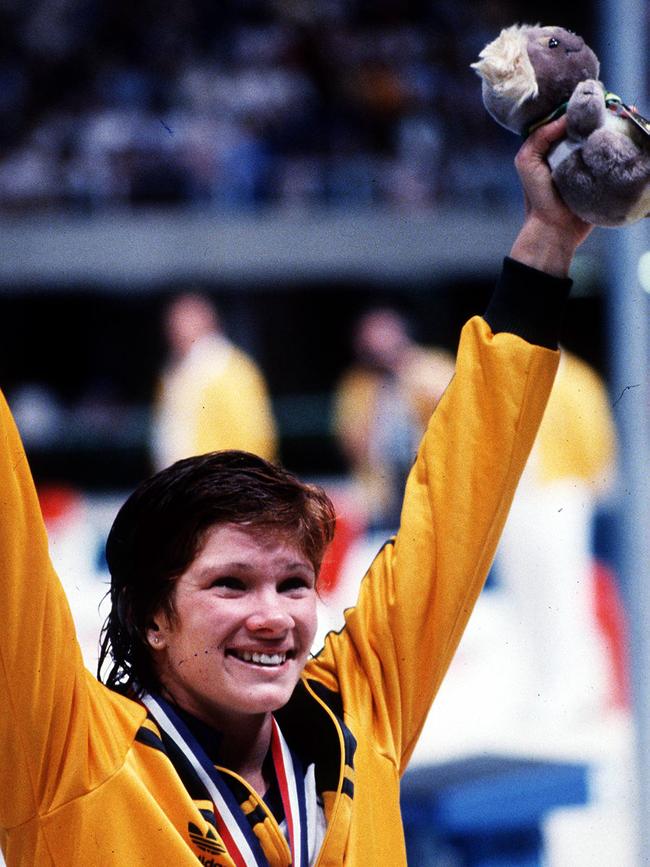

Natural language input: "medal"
[141,692,309,866]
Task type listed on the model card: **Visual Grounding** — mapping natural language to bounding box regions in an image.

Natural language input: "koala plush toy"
[472,24,650,227]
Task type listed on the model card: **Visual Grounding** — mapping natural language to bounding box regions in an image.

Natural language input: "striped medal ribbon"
[270,716,308,866]
[141,692,308,867]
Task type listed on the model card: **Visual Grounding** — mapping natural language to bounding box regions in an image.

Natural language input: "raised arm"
[0,392,137,839]
[0,393,96,833]
[308,118,592,772]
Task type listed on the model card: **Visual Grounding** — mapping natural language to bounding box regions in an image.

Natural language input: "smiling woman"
[98,449,334,701]
[145,523,319,796]
[0,118,592,867]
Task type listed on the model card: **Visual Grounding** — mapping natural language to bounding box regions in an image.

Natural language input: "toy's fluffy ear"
[471,24,538,107]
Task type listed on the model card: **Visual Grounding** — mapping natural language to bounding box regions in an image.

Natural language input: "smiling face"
[147,523,318,730]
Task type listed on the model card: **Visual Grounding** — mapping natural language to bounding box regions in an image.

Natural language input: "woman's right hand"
[510,116,593,277]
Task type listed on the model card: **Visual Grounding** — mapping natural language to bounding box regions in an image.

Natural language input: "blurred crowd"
[0,0,569,214]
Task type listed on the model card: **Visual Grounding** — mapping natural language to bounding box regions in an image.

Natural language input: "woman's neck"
[217,713,273,794]
[162,686,275,794]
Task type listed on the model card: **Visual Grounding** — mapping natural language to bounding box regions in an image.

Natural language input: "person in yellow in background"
[152,292,278,470]
[496,348,618,726]
[334,308,455,532]
[534,350,616,489]
[1,116,593,866]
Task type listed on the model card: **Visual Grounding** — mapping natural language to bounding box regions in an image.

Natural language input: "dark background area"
[0,275,607,487]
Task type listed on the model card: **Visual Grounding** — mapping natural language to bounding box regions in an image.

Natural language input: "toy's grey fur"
[472,24,650,227]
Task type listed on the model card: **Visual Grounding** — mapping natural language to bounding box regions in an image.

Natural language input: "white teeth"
[237,651,286,666]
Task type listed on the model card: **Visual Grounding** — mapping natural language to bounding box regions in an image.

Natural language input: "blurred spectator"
[333,307,454,531]
[495,350,619,726]
[151,292,277,470]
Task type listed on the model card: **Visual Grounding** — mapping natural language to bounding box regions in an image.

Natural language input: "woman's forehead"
[194,522,311,566]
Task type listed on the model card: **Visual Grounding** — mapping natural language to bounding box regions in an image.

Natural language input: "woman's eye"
[548,37,560,48]
[212,577,245,591]
[279,577,312,593]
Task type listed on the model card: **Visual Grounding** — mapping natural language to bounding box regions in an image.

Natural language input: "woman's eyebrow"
[194,560,254,577]
[195,558,314,577]
[282,560,314,572]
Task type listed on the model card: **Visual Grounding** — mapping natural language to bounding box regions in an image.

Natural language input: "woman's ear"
[146,620,167,650]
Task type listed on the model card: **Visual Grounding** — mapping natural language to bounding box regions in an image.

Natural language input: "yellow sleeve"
[308,317,559,773]
[0,393,138,830]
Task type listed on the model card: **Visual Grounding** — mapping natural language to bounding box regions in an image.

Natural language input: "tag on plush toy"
[622,110,650,138]
[606,95,650,137]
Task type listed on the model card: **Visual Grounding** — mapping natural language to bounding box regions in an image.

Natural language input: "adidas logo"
[188,822,226,856]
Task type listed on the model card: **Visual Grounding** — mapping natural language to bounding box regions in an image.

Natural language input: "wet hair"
[97,450,336,695]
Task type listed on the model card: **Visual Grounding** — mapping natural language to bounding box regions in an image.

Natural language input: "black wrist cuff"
[484,256,572,350]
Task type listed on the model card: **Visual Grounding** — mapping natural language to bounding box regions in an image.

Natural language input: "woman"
[0,118,591,866]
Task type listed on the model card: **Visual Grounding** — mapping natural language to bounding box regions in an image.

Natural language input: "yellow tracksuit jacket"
[0,259,566,865]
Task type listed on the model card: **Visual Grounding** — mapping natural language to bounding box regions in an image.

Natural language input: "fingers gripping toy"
[472,24,650,227]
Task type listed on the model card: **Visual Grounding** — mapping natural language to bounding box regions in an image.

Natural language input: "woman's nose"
[245,594,293,633]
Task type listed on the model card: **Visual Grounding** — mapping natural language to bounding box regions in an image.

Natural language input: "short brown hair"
[97,450,336,694]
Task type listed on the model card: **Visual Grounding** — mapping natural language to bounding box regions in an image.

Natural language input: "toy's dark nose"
[565,35,585,53]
